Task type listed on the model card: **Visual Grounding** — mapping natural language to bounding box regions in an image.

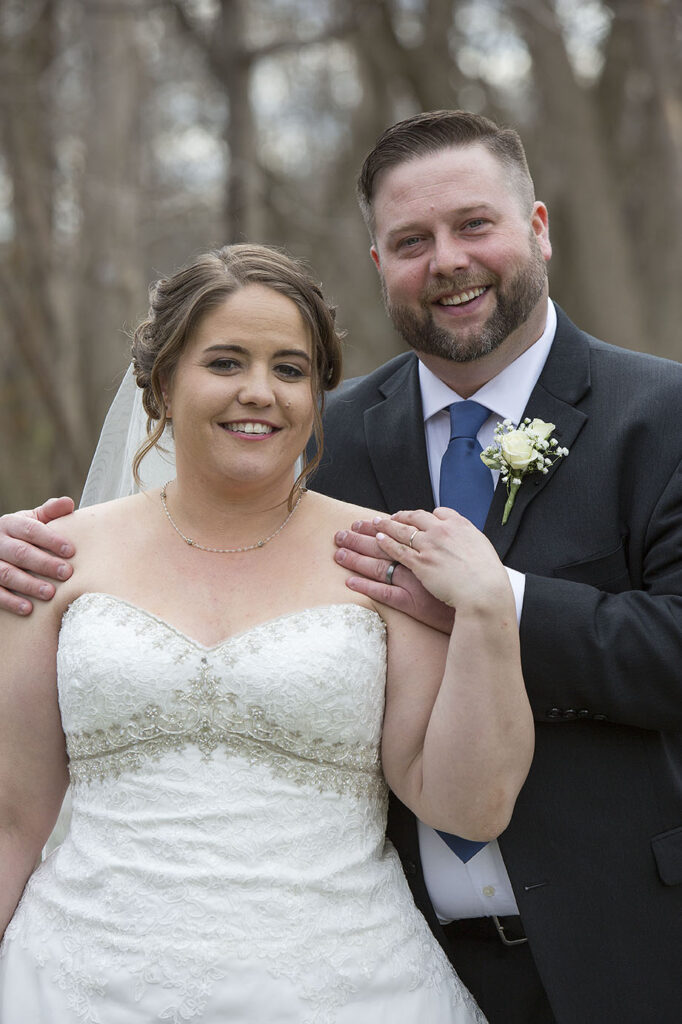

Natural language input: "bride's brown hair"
[131,244,344,504]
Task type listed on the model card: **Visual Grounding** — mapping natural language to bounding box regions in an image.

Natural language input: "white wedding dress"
[0,593,485,1024]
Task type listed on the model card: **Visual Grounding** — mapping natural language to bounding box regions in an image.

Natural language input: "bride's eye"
[209,358,240,372]
[276,364,306,380]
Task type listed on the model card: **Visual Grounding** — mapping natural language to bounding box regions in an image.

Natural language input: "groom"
[310,111,682,1024]
[1,111,682,1023]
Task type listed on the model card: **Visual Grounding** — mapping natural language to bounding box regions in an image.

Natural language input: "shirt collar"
[418,299,557,424]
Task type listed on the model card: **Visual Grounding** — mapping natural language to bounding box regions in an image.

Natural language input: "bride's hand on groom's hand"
[371,507,512,614]
[0,497,76,615]
[334,520,455,634]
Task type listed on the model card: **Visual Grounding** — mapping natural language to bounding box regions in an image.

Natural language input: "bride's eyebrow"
[203,344,245,354]
[272,348,312,364]
[203,343,311,364]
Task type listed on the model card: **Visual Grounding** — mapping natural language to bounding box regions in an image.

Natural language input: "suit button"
[577,709,590,718]
[562,709,577,720]
[547,708,562,719]
[593,714,607,721]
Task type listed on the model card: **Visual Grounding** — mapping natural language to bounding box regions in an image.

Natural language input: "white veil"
[80,365,176,507]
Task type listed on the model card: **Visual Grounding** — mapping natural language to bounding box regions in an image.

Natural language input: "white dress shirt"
[416,299,557,921]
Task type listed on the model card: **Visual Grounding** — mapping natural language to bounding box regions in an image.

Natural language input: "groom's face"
[369,143,551,370]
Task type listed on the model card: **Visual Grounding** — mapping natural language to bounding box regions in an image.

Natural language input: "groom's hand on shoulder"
[0,497,76,615]
[334,520,455,634]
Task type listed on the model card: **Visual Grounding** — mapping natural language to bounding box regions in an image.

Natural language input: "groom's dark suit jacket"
[310,307,682,1024]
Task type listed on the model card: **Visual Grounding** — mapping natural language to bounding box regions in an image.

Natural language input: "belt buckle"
[492,914,528,947]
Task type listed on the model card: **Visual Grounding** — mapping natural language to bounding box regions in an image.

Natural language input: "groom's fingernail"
[336,531,347,543]
[57,564,71,580]
[335,550,346,563]
[60,544,74,557]
[39,584,52,598]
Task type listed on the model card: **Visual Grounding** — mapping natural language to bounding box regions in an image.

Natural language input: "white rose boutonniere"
[481,418,569,524]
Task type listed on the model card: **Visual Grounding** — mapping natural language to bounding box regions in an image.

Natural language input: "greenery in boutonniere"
[481,418,569,524]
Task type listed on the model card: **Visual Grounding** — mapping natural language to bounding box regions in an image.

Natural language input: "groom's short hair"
[356,109,536,241]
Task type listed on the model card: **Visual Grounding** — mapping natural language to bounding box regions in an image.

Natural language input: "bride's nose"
[237,367,275,407]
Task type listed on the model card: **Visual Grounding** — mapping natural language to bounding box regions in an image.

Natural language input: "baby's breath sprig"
[480,418,569,524]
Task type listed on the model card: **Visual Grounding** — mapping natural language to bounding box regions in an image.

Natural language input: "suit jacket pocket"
[651,825,682,885]
[553,542,630,593]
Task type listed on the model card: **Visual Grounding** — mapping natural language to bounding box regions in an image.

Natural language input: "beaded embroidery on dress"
[0,593,486,1024]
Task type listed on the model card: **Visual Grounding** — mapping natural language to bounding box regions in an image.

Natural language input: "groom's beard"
[383,237,547,364]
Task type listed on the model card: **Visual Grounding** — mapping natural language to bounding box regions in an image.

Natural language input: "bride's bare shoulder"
[303,491,383,532]
[53,491,159,547]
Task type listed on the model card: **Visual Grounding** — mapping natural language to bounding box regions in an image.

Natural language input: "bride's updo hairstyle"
[131,244,344,501]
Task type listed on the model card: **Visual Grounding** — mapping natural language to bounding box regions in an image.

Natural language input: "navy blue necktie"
[436,400,494,863]
[439,400,494,529]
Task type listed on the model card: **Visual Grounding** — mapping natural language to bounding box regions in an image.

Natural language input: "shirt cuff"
[504,567,525,625]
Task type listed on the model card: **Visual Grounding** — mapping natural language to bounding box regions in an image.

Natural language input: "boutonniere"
[481,418,569,524]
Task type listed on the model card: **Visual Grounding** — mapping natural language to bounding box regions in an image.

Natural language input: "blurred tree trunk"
[77,0,144,434]
[511,0,646,351]
[218,0,259,241]
[596,0,682,358]
[171,0,259,242]
[0,0,146,507]
[0,0,87,498]
[356,0,470,112]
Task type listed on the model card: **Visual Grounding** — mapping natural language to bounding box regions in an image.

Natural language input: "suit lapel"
[484,309,592,561]
[364,355,435,513]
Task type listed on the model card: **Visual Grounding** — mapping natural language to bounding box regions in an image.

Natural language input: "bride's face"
[164,284,315,490]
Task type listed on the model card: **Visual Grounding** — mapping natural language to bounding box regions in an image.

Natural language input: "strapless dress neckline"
[65,591,383,651]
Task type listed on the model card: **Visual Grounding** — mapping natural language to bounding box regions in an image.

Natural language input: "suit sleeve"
[519,457,682,730]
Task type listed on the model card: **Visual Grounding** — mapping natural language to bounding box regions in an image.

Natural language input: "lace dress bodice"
[0,593,484,1024]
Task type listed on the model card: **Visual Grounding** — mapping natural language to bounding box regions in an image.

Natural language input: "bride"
[0,244,533,1023]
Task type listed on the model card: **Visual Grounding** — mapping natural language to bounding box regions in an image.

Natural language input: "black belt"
[443,914,528,947]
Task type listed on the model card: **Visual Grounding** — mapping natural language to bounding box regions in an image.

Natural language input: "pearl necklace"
[160,481,304,553]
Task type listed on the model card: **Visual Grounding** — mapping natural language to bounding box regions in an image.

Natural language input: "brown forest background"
[1,0,680,511]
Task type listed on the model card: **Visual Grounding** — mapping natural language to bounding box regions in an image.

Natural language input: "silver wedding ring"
[408,529,419,549]
[385,561,399,585]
